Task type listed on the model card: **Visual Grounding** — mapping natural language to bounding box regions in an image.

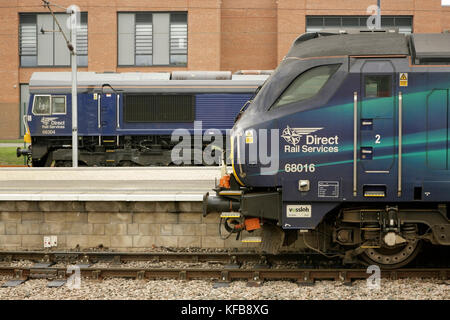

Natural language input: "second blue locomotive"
[19,71,268,167]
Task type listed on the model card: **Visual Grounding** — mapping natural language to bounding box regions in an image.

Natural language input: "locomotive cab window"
[32,95,51,115]
[364,75,392,97]
[271,64,340,109]
[52,96,66,114]
[32,95,66,115]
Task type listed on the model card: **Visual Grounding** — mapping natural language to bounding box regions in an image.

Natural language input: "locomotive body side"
[204,33,450,268]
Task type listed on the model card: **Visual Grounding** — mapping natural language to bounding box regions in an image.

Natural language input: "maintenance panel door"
[359,61,396,173]
[100,93,117,136]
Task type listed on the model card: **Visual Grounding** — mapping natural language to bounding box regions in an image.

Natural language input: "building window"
[19,13,88,67]
[170,14,188,65]
[306,16,413,34]
[135,13,153,66]
[118,12,187,67]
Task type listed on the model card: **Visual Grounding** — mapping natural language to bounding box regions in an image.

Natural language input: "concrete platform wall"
[0,201,268,251]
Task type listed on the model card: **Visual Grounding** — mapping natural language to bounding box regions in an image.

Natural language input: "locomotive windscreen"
[123,94,195,123]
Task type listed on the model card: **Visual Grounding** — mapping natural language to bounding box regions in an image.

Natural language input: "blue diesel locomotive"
[204,32,450,268]
[18,71,269,167]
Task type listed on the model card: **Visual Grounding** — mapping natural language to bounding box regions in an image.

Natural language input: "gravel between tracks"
[0,276,448,300]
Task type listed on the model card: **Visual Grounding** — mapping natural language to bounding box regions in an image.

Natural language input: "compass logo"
[40,117,59,126]
[281,126,323,146]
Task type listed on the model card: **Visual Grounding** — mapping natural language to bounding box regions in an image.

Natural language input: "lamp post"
[42,1,78,167]
[70,10,78,168]
[377,0,381,30]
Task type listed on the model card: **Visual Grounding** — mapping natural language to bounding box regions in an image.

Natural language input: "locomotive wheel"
[360,239,422,269]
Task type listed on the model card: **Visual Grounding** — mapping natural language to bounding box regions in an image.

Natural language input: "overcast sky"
[443,0,450,6]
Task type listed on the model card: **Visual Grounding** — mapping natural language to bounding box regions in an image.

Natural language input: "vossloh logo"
[286,205,312,218]
[281,126,339,153]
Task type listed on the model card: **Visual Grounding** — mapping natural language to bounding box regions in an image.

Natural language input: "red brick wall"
[220,0,277,71]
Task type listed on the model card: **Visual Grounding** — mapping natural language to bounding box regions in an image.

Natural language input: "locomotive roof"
[286,33,410,58]
[412,33,450,60]
[29,72,269,93]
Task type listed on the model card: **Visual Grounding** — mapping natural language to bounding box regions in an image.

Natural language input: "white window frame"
[51,95,67,115]
[32,94,51,116]
[117,12,187,67]
[32,94,67,116]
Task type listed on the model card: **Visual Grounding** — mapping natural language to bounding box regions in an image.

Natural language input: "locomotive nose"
[202,192,240,217]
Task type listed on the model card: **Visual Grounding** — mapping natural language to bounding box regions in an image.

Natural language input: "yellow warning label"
[399,73,408,87]
[245,130,254,144]
[93,93,98,100]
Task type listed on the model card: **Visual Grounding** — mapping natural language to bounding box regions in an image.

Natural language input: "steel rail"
[0,266,448,284]
[0,250,325,265]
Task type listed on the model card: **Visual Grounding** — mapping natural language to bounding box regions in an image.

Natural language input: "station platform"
[0,167,223,201]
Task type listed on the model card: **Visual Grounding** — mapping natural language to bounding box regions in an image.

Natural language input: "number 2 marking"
[375,134,381,144]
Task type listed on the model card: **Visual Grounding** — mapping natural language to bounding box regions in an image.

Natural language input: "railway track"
[0,247,448,267]
[0,250,329,266]
[0,266,448,286]
[0,250,448,287]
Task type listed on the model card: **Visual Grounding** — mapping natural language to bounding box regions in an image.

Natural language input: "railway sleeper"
[29,268,62,280]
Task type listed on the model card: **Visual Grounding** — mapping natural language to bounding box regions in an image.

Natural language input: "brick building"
[0,0,449,139]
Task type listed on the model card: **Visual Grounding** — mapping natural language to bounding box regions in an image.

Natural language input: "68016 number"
[284,163,316,173]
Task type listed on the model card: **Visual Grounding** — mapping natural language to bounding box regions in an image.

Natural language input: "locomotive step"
[220,212,241,218]
[363,191,386,197]
[218,190,243,196]
[241,236,262,243]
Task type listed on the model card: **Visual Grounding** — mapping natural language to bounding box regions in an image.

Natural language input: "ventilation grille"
[124,94,195,123]
[20,23,37,56]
